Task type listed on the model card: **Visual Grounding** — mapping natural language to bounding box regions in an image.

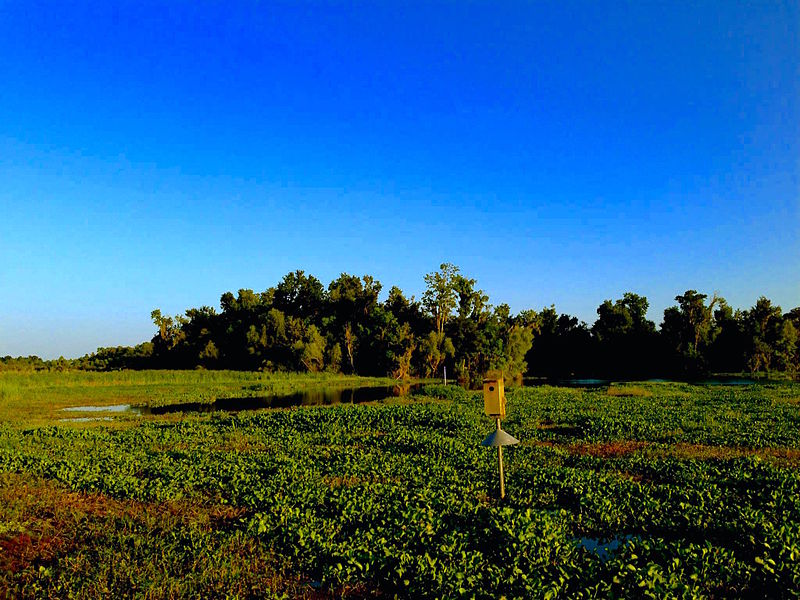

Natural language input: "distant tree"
[786,308,800,375]
[217,288,273,368]
[661,290,721,376]
[500,323,534,383]
[773,319,798,374]
[593,293,657,378]
[786,307,800,330]
[452,274,489,320]
[446,274,490,383]
[150,309,189,367]
[182,306,220,368]
[385,287,426,330]
[421,331,455,378]
[387,321,415,379]
[593,293,655,340]
[72,343,155,371]
[422,263,460,335]
[526,307,593,378]
[292,322,326,372]
[707,302,747,373]
[326,343,343,373]
[105,270,797,379]
[246,307,290,370]
[325,274,382,373]
[198,340,219,366]
[743,297,786,374]
[273,270,325,324]
[342,323,357,373]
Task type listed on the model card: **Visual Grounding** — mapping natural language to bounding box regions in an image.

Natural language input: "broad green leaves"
[1,383,799,597]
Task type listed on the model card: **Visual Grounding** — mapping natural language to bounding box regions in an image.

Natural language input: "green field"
[0,370,396,427]
[1,373,799,598]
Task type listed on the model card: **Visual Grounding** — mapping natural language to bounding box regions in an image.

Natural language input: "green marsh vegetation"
[0,370,394,427]
[1,378,799,598]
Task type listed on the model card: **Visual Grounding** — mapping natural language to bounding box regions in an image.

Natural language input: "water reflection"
[62,404,132,412]
[139,384,415,415]
[578,535,639,561]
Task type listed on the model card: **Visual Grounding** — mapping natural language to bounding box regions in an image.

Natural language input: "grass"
[0,370,396,427]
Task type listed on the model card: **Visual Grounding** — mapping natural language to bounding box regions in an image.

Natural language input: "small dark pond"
[577,535,639,561]
[62,384,419,417]
[62,404,132,413]
[694,376,760,386]
[140,384,417,415]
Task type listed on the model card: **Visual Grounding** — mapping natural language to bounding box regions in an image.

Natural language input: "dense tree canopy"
[3,267,797,380]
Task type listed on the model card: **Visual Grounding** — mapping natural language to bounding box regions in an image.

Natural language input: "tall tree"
[325,274,383,373]
[593,293,657,378]
[421,331,454,377]
[743,297,786,374]
[707,302,747,373]
[661,290,721,376]
[422,263,460,335]
[526,307,593,378]
[273,270,325,324]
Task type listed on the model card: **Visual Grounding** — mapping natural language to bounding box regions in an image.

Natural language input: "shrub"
[607,385,653,397]
[412,384,469,401]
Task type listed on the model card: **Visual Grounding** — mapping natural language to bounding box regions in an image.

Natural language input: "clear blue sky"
[1,1,798,359]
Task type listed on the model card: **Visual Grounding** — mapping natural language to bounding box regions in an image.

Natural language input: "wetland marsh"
[0,372,799,597]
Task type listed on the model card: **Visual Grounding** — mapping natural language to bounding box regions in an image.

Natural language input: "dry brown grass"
[650,443,800,465]
[0,473,358,598]
[524,439,800,467]
[570,440,650,458]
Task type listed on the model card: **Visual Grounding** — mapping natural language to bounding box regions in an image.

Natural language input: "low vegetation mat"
[0,379,799,598]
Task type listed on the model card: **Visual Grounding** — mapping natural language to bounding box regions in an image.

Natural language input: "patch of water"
[698,377,757,386]
[62,404,134,412]
[60,384,419,418]
[59,416,115,423]
[558,379,610,387]
[578,535,639,561]
[140,384,415,415]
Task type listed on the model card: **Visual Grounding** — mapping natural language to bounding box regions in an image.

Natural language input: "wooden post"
[496,417,505,499]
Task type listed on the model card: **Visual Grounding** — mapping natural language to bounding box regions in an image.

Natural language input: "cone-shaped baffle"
[481,428,520,447]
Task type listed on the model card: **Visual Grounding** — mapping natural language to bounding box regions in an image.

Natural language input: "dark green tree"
[593,293,658,377]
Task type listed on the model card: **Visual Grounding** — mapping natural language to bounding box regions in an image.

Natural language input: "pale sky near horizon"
[1,2,798,359]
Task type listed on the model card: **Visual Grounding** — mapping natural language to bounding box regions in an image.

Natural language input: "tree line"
[3,264,798,381]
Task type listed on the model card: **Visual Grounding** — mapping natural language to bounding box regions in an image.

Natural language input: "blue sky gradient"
[1,2,798,358]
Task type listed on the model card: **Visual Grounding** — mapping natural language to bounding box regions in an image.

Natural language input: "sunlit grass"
[0,370,395,427]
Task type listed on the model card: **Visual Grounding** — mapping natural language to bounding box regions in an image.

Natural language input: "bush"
[412,384,470,401]
[607,385,653,398]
